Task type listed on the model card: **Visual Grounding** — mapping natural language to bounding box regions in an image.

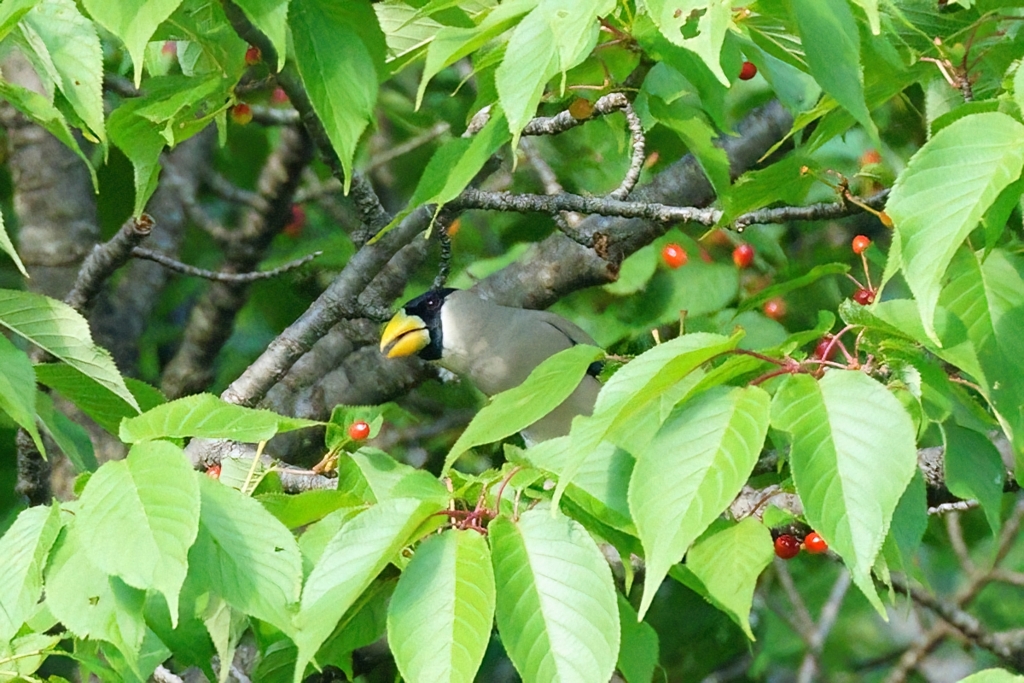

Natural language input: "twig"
[152,665,186,683]
[522,92,632,136]
[64,215,154,313]
[607,99,645,201]
[132,248,321,283]
[250,104,301,126]
[367,121,451,172]
[733,189,890,229]
[432,220,453,290]
[883,623,950,683]
[946,512,976,575]
[774,559,818,646]
[797,570,851,683]
[205,170,261,207]
[928,499,979,515]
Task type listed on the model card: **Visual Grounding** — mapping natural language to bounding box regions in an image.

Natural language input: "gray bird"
[379,288,602,443]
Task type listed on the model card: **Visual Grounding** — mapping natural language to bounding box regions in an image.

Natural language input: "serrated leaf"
[415,0,534,108]
[647,96,730,195]
[850,0,880,33]
[35,362,164,435]
[0,505,62,642]
[294,498,435,682]
[716,154,817,226]
[629,385,769,619]
[0,289,136,410]
[0,332,43,454]
[771,370,917,615]
[77,441,200,624]
[375,2,444,72]
[0,632,61,678]
[0,207,27,276]
[943,422,1004,535]
[887,113,1024,341]
[388,530,496,683]
[645,0,732,84]
[23,0,105,144]
[46,524,147,666]
[789,0,876,141]
[669,518,773,639]
[490,506,619,683]
[616,595,658,683]
[350,448,450,506]
[317,579,394,678]
[82,0,183,86]
[35,391,97,472]
[496,0,614,146]
[376,109,510,240]
[940,249,1024,471]
[554,332,741,510]
[445,344,603,473]
[119,393,320,443]
[290,0,385,194]
[190,474,303,636]
[234,0,288,70]
[0,80,96,188]
[257,490,364,529]
[202,597,247,683]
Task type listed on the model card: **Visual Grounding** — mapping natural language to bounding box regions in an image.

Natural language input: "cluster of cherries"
[774,530,828,559]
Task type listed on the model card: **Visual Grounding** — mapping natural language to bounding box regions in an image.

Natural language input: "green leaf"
[958,669,1024,683]
[202,597,247,683]
[350,448,450,506]
[615,595,659,683]
[0,505,62,642]
[0,332,43,453]
[0,207,27,276]
[647,96,731,196]
[233,0,288,70]
[669,518,774,639]
[771,370,917,614]
[0,0,39,42]
[375,2,444,73]
[0,633,61,679]
[35,362,164,436]
[736,263,849,313]
[629,386,770,619]
[943,422,1004,535]
[882,469,928,575]
[0,289,137,410]
[290,0,385,193]
[82,0,184,86]
[119,393,320,443]
[377,109,511,240]
[77,441,200,624]
[940,249,1024,470]
[415,0,535,108]
[555,332,741,509]
[46,524,147,668]
[388,530,496,683]
[23,0,105,144]
[0,80,96,188]
[444,344,603,472]
[496,0,614,145]
[35,391,97,472]
[887,113,1024,341]
[789,0,876,140]
[850,0,880,33]
[257,490,364,529]
[490,506,619,683]
[644,0,733,85]
[190,474,303,636]
[293,498,435,682]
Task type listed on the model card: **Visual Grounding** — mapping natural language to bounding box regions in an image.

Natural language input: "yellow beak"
[380,310,431,358]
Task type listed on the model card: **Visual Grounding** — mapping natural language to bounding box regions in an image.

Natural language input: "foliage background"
[0,0,1023,681]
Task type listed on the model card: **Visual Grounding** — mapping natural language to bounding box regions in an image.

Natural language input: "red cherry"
[231,103,253,125]
[860,149,882,166]
[661,243,688,269]
[348,420,371,441]
[804,531,828,554]
[162,41,177,56]
[245,45,261,65]
[852,235,871,255]
[732,243,755,268]
[738,61,757,80]
[813,335,837,362]
[270,87,289,105]
[283,204,306,238]
[853,288,875,305]
[763,297,786,321]
[774,534,800,559]
[206,465,221,479]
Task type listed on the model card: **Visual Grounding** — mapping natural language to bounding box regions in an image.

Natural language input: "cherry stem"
[860,251,874,291]
[844,273,867,290]
[731,348,789,367]
[750,367,800,386]
[494,466,523,513]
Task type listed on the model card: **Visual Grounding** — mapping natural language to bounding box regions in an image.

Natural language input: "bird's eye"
[425,294,439,309]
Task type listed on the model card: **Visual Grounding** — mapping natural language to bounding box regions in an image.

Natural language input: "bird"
[379,288,602,443]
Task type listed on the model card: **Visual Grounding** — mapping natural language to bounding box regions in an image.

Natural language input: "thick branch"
[64,215,154,313]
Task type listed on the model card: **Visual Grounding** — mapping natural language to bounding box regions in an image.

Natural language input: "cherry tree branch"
[65,215,154,313]
[132,248,322,283]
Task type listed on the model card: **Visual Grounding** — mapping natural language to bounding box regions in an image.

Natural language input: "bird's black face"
[379,288,455,360]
